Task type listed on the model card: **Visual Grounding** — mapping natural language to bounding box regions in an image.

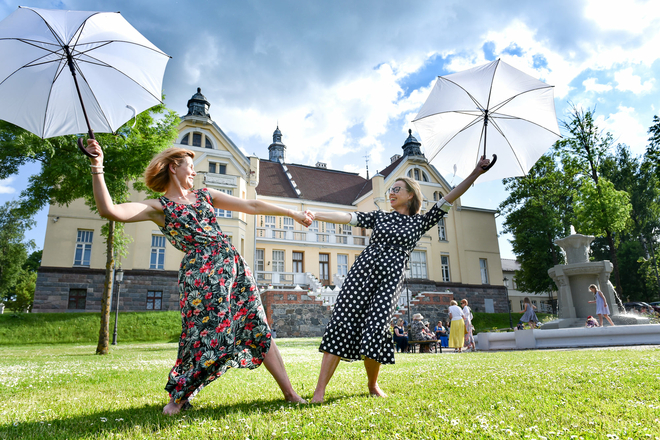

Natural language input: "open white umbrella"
[0,6,170,156]
[412,59,561,183]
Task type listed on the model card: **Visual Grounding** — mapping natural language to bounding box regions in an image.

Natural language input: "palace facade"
[33,88,505,314]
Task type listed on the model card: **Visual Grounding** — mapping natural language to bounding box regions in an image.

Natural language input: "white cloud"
[614,67,654,94]
[584,0,660,33]
[595,106,648,154]
[0,177,16,194]
[583,77,612,93]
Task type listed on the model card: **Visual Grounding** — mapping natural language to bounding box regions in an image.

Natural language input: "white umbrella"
[0,7,170,156]
[413,59,561,183]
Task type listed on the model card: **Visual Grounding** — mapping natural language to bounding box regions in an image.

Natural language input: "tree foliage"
[0,201,34,310]
[0,103,179,351]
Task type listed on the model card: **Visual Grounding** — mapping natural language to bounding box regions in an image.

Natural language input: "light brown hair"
[450,300,458,306]
[144,147,195,192]
[395,176,423,215]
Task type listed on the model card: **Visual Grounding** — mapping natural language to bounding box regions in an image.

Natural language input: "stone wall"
[33,267,180,313]
[259,289,332,337]
[404,279,509,313]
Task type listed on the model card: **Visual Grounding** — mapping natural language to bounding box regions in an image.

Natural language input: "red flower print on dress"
[210,339,219,348]
[245,322,255,331]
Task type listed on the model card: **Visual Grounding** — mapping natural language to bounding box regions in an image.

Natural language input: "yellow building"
[33,88,505,313]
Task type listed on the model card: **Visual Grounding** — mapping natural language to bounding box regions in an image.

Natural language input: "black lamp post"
[503,276,513,329]
[112,268,124,345]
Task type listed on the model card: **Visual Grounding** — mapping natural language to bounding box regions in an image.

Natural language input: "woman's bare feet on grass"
[369,384,388,398]
[163,398,184,416]
[284,391,307,404]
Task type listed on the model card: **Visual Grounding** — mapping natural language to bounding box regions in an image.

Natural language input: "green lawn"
[1,338,658,439]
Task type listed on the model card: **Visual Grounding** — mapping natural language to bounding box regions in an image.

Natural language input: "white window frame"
[214,189,233,218]
[438,218,446,241]
[337,254,348,276]
[309,220,319,233]
[74,230,93,267]
[255,249,265,272]
[264,215,276,228]
[283,217,294,230]
[150,235,166,270]
[272,250,285,272]
[410,251,428,279]
[209,161,226,174]
[441,254,451,282]
[480,258,489,284]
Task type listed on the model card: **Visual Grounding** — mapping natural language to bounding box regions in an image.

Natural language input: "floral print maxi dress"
[158,188,271,404]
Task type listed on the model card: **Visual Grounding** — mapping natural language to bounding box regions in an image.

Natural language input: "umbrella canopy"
[0,6,169,140]
[413,59,561,183]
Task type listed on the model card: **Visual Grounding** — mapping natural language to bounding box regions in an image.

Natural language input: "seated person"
[434,321,447,339]
[392,319,409,353]
[410,313,435,353]
[585,315,600,328]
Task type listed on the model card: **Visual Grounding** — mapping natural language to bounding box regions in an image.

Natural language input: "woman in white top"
[447,300,465,353]
[461,299,475,352]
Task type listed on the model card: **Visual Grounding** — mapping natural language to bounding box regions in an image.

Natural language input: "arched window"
[180,133,190,145]
[407,167,430,182]
[192,133,202,147]
[205,137,213,149]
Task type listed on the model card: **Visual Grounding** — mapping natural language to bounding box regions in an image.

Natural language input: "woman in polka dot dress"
[85,141,311,414]
[308,157,491,402]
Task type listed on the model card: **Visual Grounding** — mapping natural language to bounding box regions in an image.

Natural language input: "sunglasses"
[388,186,405,194]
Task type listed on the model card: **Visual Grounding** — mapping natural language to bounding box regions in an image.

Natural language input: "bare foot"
[310,391,325,403]
[163,401,183,416]
[284,392,307,404]
[368,384,387,398]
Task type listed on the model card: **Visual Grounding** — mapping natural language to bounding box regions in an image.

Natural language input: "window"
[408,167,429,182]
[205,137,213,149]
[150,235,166,270]
[338,224,352,235]
[480,258,489,284]
[68,289,87,309]
[209,162,226,174]
[146,291,162,310]
[264,215,276,228]
[292,252,303,273]
[325,223,335,234]
[433,191,443,201]
[214,189,233,218]
[309,220,319,233]
[74,230,93,266]
[255,249,264,272]
[192,133,202,147]
[272,250,285,272]
[283,217,294,230]
[410,251,428,279]
[438,218,446,241]
[180,133,190,145]
[337,254,348,276]
[441,254,451,282]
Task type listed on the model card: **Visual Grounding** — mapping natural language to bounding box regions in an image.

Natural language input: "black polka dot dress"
[319,199,451,364]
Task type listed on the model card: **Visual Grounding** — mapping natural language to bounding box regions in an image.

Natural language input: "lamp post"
[503,277,513,329]
[112,268,124,346]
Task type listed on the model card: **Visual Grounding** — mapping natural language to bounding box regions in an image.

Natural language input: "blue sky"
[2,0,660,261]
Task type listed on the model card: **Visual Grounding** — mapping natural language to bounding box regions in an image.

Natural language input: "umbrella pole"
[64,46,98,158]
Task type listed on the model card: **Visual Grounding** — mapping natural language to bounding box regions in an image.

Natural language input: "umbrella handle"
[77,130,99,158]
[481,154,497,171]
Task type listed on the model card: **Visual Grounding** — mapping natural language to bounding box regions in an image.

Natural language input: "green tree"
[0,201,34,308]
[555,106,631,296]
[500,154,579,295]
[0,103,179,353]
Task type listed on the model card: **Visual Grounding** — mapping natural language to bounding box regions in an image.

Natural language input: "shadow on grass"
[0,397,317,440]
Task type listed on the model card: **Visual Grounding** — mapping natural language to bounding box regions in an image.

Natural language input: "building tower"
[268,126,286,162]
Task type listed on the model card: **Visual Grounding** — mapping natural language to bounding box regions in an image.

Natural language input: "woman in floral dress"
[86,141,310,414]
[307,157,491,403]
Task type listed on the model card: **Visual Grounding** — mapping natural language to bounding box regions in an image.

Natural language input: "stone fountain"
[544,227,619,328]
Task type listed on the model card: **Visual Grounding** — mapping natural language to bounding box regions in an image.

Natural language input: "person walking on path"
[305,156,492,403]
[461,299,475,352]
[588,284,615,327]
[85,141,310,414]
[518,297,539,329]
[448,300,465,352]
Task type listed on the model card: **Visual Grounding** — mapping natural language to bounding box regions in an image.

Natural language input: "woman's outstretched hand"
[86,139,104,167]
[476,155,491,174]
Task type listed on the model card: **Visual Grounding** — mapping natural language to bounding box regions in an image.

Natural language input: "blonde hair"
[461,298,468,305]
[450,300,458,306]
[144,148,195,192]
[589,284,598,291]
[395,177,423,215]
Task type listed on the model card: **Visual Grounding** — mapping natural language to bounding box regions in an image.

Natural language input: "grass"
[0,311,550,346]
[1,338,659,439]
[0,311,181,345]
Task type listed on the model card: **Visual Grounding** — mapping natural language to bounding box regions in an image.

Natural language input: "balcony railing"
[257,228,369,246]
[256,271,309,286]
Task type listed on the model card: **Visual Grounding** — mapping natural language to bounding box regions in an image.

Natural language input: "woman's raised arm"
[86,140,165,225]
